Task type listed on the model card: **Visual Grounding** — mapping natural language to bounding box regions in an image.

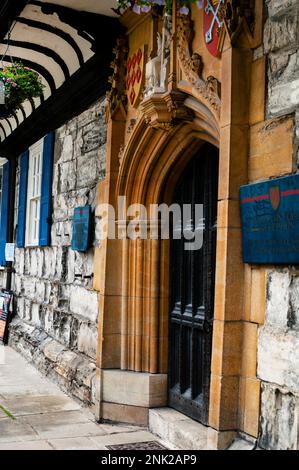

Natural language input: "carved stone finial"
[106,36,128,118]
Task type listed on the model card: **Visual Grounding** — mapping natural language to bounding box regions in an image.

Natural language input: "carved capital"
[140,91,193,130]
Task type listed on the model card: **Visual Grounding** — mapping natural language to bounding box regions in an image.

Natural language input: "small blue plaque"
[71,206,92,252]
[240,174,299,264]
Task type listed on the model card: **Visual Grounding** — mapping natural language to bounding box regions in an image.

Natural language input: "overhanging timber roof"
[0,0,121,158]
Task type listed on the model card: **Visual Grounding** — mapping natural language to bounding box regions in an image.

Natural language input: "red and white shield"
[126,47,145,107]
[203,0,225,57]
[269,186,281,211]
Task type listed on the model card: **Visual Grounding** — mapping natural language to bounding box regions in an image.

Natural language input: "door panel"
[168,144,218,424]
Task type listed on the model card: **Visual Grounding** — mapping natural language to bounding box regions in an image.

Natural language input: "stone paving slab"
[0,347,159,450]
[0,419,39,443]
[47,436,101,450]
[0,440,54,450]
[0,395,81,417]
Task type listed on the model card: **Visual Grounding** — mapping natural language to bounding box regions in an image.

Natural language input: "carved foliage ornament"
[176,13,221,114]
[106,36,129,117]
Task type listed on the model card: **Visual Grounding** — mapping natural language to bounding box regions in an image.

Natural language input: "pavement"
[0,346,159,450]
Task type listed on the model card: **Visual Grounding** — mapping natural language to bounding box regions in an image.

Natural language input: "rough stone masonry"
[1,98,107,407]
[257,0,299,450]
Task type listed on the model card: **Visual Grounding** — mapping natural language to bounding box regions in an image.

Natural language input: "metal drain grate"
[106,441,168,450]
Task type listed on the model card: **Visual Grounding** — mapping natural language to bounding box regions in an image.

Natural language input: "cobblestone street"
[0,347,158,450]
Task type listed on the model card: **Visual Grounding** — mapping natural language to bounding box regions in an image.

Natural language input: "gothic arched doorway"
[168,143,219,424]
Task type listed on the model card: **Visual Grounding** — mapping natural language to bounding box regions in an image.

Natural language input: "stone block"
[258,328,299,392]
[76,153,99,189]
[239,377,261,438]
[58,161,77,193]
[249,117,294,181]
[102,402,148,426]
[250,268,266,325]
[69,286,98,323]
[54,350,81,380]
[75,360,96,388]
[259,382,298,450]
[17,296,25,319]
[30,303,41,327]
[59,133,73,162]
[102,370,167,408]
[149,408,208,450]
[266,0,299,19]
[249,57,266,125]
[241,322,258,378]
[265,270,290,328]
[264,12,298,53]
[268,77,299,117]
[78,323,97,360]
[22,277,36,299]
[43,340,66,363]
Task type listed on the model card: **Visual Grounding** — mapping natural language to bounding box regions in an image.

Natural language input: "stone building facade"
[1,99,106,406]
[256,0,299,450]
[0,0,299,451]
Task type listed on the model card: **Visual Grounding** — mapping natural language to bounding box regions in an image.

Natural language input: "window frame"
[25,138,44,247]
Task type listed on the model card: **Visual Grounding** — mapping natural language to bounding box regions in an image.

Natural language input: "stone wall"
[257,0,299,450]
[7,98,106,407]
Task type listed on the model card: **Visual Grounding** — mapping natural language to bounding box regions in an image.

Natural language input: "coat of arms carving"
[269,186,281,211]
[203,0,225,57]
[126,46,146,107]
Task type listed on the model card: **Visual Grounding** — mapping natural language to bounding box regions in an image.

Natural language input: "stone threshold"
[149,407,209,450]
[149,408,260,450]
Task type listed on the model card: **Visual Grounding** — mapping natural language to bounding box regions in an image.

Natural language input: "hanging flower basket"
[116,0,203,15]
[0,63,44,118]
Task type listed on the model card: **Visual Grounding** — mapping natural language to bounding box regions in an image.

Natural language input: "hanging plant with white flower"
[116,0,203,15]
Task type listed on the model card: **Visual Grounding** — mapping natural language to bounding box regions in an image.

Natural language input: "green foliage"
[0,62,44,115]
[0,404,15,420]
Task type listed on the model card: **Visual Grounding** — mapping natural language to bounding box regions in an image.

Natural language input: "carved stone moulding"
[140,90,193,131]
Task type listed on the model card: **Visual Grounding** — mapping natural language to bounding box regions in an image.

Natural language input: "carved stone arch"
[113,92,220,375]
[117,94,220,208]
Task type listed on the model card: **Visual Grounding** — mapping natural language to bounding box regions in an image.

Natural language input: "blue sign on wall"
[71,206,92,252]
[240,174,299,264]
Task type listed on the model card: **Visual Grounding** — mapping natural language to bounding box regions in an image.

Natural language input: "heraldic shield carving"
[126,46,146,107]
[269,186,281,211]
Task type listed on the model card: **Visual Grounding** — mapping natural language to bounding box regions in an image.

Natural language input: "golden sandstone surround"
[92,1,293,448]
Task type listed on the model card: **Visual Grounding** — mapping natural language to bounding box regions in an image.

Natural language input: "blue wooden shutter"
[16,151,29,248]
[0,162,10,266]
[39,132,55,246]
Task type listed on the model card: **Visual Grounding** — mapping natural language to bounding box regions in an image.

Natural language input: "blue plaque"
[240,174,299,264]
[71,206,92,252]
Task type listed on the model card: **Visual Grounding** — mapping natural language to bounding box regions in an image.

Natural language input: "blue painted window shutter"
[39,132,55,246]
[16,151,29,248]
[0,162,10,266]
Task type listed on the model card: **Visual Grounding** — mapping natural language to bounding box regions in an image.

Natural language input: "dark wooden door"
[168,144,218,424]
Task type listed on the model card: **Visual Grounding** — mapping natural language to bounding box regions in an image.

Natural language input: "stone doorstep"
[149,408,209,451]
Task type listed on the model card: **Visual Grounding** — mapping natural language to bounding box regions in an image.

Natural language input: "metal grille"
[106,441,168,450]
